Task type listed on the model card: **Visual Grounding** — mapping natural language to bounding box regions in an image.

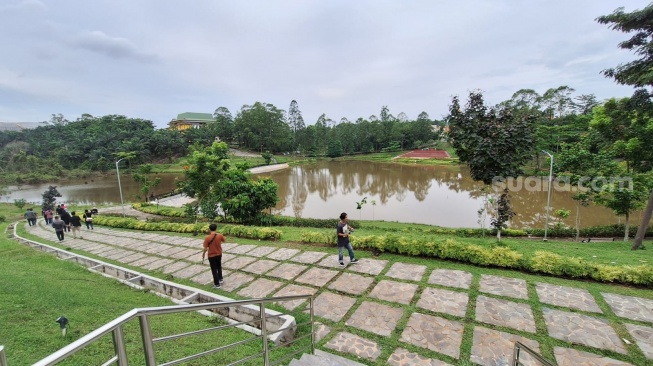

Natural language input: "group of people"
[202,211,359,290]
[24,205,99,241]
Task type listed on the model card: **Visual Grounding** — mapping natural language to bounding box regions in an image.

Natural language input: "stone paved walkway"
[24,221,653,366]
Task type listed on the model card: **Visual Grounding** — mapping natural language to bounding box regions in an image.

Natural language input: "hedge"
[92,216,282,241]
[299,230,653,286]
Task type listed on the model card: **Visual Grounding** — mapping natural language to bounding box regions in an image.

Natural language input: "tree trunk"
[632,189,653,250]
[624,213,630,242]
[575,200,581,241]
[497,228,501,242]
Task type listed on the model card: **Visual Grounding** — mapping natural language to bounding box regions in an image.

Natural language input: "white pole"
[542,150,553,242]
[115,158,126,217]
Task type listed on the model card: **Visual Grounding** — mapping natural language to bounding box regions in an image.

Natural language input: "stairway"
[288,349,367,366]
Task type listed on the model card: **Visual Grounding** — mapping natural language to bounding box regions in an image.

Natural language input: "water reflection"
[263,161,639,228]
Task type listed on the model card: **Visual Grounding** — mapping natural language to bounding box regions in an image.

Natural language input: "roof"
[176,112,214,121]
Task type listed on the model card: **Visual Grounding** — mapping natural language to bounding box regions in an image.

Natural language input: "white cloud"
[71,30,158,62]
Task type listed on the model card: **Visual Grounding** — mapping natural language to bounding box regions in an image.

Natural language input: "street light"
[115,158,126,217]
[542,150,554,242]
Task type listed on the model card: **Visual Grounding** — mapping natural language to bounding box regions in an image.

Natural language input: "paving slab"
[542,307,627,354]
[417,287,469,318]
[470,326,541,366]
[290,251,329,264]
[328,273,374,295]
[265,263,308,280]
[427,269,472,289]
[237,278,284,297]
[246,246,278,257]
[347,258,388,276]
[553,347,634,366]
[266,248,301,261]
[140,258,175,270]
[324,332,381,361]
[172,264,206,279]
[387,348,453,366]
[226,244,257,254]
[316,255,349,269]
[314,322,331,342]
[603,293,653,323]
[479,274,528,299]
[368,280,418,305]
[400,313,463,359]
[221,243,239,252]
[116,252,149,264]
[346,301,404,336]
[476,295,536,333]
[189,271,215,285]
[125,254,161,267]
[223,256,257,270]
[220,271,252,292]
[272,284,317,310]
[169,248,201,260]
[161,261,190,274]
[312,292,357,322]
[624,323,653,360]
[104,249,136,261]
[536,283,602,313]
[385,262,427,282]
[240,259,280,275]
[295,267,339,287]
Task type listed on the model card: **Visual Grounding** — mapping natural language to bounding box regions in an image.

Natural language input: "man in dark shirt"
[202,223,226,289]
[52,216,65,241]
[60,210,72,232]
[336,212,359,267]
[70,211,83,239]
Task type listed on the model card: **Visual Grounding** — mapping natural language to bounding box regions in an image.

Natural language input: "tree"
[598,3,653,249]
[41,186,62,211]
[490,189,514,241]
[233,102,292,152]
[288,100,305,147]
[132,164,162,201]
[447,91,537,185]
[326,140,343,158]
[213,107,234,142]
[14,198,26,210]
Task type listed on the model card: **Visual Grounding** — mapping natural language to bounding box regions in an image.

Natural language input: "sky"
[0,0,649,129]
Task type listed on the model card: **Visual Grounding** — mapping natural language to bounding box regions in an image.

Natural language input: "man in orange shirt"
[202,223,226,289]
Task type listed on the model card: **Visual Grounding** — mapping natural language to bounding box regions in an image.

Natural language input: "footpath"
[23,220,653,366]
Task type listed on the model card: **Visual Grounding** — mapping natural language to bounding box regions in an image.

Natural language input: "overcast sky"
[0,0,648,128]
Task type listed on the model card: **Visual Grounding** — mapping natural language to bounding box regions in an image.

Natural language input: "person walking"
[24,208,37,226]
[44,208,54,224]
[83,209,94,230]
[202,223,226,289]
[52,215,65,241]
[70,211,83,239]
[60,209,72,232]
[336,212,359,267]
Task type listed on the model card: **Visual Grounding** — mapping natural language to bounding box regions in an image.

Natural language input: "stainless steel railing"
[30,295,314,366]
[512,341,556,366]
[0,345,7,366]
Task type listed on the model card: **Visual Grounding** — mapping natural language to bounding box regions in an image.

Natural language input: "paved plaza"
[23,221,653,366]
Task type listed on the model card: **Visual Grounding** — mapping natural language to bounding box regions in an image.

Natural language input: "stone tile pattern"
[603,293,653,323]
[554,347,634,366]
[536,283,602,313]
[543,308,627,354]
[312,292,356,322]
[417,287,468,318]
[387,348,453,366]
[266,248,300,261]
[385,263,427,282]
[470,327,540,366]
[625,323,653,360]
[325,332,381,361]
[479,274,528,299]
[427,269,472,289]
[476,295,536,333]
[348,258,388,275]
[265,263,307,280]
[272,284,317,310]
[294,267,339,287]
[237,278,284,298]
[314,322,331,342]
[401,313,463,359]
[346,301,404,337]
[219,272,254,292]
[291,251,328,264]
[368,280,418,305]
[328,273,374,295]
[240,259,280,275]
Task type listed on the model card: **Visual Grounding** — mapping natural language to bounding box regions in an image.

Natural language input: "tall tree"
[213,107,234,142]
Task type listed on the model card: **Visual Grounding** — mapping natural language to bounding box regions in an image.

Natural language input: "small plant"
[14,198,27,210]
[554,209,571,229]
[261,151,273,165]
[355,197,368,219]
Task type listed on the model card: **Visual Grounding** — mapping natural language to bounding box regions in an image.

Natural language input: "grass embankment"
[0,206,309,365]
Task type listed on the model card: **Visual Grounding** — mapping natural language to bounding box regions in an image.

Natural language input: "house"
[168,112,214,131]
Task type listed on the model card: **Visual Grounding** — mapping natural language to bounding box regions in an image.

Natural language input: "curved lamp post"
[542,150,553,242]
[115,158,126,217]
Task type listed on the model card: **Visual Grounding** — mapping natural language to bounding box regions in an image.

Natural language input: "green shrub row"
[132,203,187,218]
[93,216,282,240]
[299,230,653,286]
[264,215,360,229]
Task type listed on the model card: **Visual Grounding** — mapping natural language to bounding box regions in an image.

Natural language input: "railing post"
[260,303,269,366]
[112,325,129,365]
[511,342,520,366]
[139,314,157,366]
[0,345,8,366]
[309,296,315,355]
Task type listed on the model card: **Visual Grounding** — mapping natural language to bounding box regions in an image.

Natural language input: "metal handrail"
[512,341,556,366]
[0,345,7,366]
[32,295,314,366]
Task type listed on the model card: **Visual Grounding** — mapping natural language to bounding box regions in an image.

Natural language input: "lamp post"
[115,158,126,217]
[542,150,554,242]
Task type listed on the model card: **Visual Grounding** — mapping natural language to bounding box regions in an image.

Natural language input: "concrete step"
[288,349,367,366]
